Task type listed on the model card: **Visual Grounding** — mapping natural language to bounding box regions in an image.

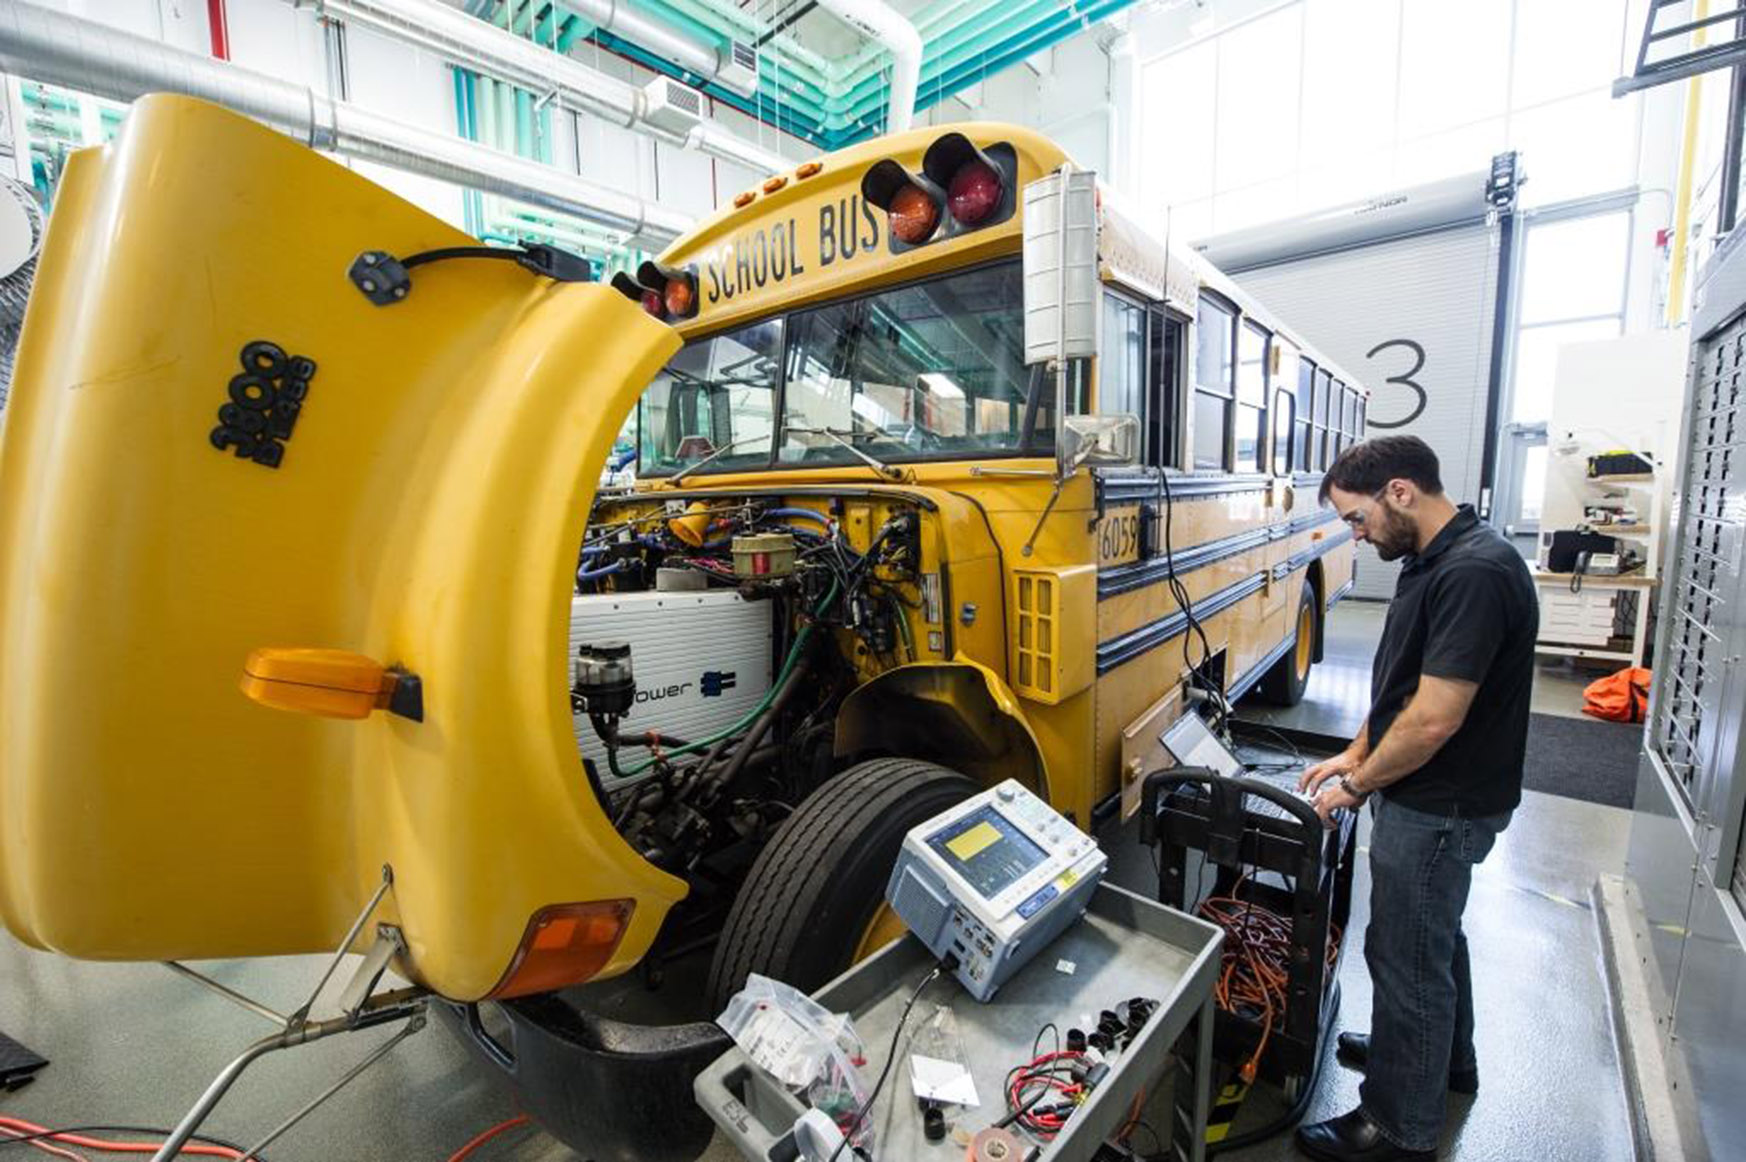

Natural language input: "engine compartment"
[567,492,928,896]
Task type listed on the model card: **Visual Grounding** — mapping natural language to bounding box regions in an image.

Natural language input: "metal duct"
[565,0,757,98]
[1191,168,1498,275]
[0,1,693,247]
[814,0,921,133]
[312,0,790,175]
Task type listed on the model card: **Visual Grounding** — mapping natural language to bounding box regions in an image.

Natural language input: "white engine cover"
[569,589,774,784]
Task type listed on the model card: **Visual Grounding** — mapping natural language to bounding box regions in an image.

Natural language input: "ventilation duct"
[0,2,693,247]
[311,0,789,175]
[814,0,921,133]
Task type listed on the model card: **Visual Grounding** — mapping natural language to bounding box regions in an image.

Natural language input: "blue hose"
[759,507,831,528]
[577,559,625,582]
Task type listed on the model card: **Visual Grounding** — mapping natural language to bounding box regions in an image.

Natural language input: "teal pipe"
[496,77,514,153]
[514,86,533,156]
[833,0,1090,123]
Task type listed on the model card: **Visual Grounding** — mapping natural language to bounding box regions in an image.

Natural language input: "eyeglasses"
[1338,488,1389,528]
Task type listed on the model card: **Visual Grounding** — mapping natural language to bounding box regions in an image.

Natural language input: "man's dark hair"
[1319,435,1444,503]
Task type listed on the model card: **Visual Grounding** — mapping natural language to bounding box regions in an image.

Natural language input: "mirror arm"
[1021,474,1070,559]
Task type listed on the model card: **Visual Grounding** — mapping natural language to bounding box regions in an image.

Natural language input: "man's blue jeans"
[1359,794,1511,1151]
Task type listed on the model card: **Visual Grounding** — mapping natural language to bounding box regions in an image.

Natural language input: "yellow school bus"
[0,96,1364,1158]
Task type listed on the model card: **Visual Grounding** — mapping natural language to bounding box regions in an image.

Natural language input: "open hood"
[0,96,686,1001]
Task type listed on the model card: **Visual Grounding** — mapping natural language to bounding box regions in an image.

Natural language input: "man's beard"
[1370,506,1418,561]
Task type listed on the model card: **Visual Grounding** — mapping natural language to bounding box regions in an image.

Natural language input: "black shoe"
[1295,1108,1436,1161]
[1335,1033,1479,1094]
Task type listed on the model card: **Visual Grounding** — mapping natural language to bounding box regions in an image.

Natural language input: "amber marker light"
[487,900,635,998]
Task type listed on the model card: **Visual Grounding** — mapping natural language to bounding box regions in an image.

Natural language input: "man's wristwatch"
[1338,773,1370,802]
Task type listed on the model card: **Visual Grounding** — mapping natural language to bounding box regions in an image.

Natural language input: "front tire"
[705,757,976,1011]
[1258,580,1317,707]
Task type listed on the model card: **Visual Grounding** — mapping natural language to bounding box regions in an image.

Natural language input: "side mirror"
[1063,413,1140,470]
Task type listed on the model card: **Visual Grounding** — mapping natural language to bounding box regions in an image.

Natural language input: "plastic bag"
[909,1003,979,1107]
[718,974,875,1151]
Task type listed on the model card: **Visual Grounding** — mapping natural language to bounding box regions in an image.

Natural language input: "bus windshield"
[637,260,1041,477]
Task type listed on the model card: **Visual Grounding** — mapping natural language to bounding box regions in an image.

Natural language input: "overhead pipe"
[563,0,758,98]
[308,0,790,176]
[812,0,920,132]
[626,0,1139,147]
[0,2,692,247]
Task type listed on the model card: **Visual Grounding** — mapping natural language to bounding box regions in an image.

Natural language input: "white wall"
[921,32,1130,193]
[21,0,806,235]
[1541,332,1686,578]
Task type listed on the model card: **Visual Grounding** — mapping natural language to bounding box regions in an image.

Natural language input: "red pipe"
[206,0,230,60]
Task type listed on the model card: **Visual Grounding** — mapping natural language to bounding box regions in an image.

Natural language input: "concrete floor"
[0,602,1640,1161]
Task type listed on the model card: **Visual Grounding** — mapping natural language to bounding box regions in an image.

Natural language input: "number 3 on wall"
[1364,338,1428,429]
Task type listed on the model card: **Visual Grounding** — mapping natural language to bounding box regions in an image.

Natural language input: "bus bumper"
[439,995,731,1162]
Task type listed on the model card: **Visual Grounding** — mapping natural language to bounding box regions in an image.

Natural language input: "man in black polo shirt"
[1294,436,1537,1162]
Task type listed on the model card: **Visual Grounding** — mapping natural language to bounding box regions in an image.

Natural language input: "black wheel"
[705,757,976,1011]
[1258,580,1317,707]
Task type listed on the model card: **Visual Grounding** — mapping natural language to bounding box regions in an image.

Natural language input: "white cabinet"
[1537,586,1618,646]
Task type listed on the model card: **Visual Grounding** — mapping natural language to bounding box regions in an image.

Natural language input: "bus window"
[1101,293,1146,422]
[778,261,1033,464]
[1345,387,1364,442]
[1356,394,1367,438]
[1150,309,1183,468]
[639,318,781,476]
[1332,379,1350,457]
[1313,367,1334,469]
[1296,357,1316,471]
[1272,388,1295,475]
[1194,296,1235,470]
[1236,321,1268,473]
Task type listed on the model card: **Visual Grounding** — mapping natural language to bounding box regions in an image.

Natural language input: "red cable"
[0,1117,243,1159]
[445,1115,530,1162]
[0,1123,88,1162]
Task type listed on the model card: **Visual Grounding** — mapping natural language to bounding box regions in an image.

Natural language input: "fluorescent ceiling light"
[918,372,965,399]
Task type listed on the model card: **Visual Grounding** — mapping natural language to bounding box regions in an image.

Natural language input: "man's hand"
[1300,750,1360,796]
[1310,777,1364,826]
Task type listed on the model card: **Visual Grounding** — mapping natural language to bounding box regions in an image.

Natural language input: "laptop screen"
[1159,712,1243,779]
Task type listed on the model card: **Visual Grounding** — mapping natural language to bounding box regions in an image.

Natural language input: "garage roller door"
[1196,164,1511,599]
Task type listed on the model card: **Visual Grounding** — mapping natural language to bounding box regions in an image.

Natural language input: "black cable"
[825,964,945,1162]
[0,1125,267,1159]
[1203,982,1342,1157]
[1160,470,1230,734]
[1126,1118,1167,1159]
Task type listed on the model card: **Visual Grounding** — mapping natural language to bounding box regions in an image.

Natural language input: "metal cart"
[1139,764,1357,1097]
[696,882,1224,1162]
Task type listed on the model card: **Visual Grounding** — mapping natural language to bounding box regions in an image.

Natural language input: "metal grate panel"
[1654,318,1746,811]
[1735,835,1746,911]
[1012,572,1058,700]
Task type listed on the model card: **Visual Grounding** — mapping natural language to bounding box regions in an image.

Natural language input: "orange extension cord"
[0,1117,249,1161]
[444,1115,530,1162]
[1197,874,1341,1083]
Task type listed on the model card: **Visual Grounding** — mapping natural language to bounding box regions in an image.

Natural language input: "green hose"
[622,581,838,776]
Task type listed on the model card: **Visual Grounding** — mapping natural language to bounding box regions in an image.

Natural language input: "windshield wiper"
[667,435,763,484]
[784,425,905,480]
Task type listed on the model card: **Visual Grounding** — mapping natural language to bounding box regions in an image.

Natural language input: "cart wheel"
[1258,581,1318,707]
[705,757,976,1012]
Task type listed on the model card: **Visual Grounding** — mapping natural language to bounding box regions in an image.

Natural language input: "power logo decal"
[701,671,737,697]
[209,340,316,469]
